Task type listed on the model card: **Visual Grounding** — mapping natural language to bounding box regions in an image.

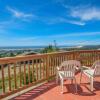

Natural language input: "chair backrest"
[60,60,81,70]
[92,60,100,69]
[59,60,81,77]
[93,60,100,76]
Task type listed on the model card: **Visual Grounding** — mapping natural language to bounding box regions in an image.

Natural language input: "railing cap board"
[0,50,100,64]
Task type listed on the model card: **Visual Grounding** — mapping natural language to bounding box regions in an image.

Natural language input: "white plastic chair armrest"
[75,66,79,70]
[57,66,60,71]
[82,66,91,69]
[59,73,64,79]
[83,69,94,77]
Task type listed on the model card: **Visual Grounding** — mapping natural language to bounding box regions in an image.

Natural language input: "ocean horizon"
[0,44,99,50]
[0,45,70,50]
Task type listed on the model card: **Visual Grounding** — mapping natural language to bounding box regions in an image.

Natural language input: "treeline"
[0,51,25,58]
[41,45,59,53]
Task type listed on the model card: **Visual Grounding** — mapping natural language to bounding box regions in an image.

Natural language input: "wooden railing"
[0,50,100,99]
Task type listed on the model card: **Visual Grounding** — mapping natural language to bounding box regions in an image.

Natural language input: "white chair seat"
[59,71,75,79]
[83,69,94,77]
[80,60,100,91]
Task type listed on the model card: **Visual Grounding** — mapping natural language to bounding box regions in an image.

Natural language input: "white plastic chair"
[56,60,81,93]
[80,60,100,91]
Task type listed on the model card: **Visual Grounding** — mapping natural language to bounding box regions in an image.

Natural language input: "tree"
[41,45,58,53]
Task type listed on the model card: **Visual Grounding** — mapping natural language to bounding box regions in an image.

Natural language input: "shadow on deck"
[12,73,100,100]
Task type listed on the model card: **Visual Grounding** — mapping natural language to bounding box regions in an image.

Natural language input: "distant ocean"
[0,46,46,49]
[0,46,70,50]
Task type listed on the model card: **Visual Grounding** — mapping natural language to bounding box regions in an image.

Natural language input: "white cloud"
[61,40,100,46]
[58,18,85,26]
[7,6,35,20]
[54,0,65,3]
[0,20,24,35]
[40,31,100,38]
[14,31,100,40]
[70,7,100,21]
[64,19,85,26]
[0,20,15,34]
[45,17,85,26]
[0,37,38,46]
[15,37,38,42]
[0,32,100,46]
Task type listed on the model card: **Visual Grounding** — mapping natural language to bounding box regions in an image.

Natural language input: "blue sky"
[0,0,100,46]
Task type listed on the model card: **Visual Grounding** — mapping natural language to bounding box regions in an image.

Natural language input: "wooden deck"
[12,73,100,100]
[0,50,100,99]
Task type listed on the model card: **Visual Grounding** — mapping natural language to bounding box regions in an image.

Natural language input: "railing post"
[14,63,17,89]
[76,51,80,61]
[8,64,11,91]
[72,51,78,60]
[46,55,50,81]
[1,65,5,94]
[73,51,76,60]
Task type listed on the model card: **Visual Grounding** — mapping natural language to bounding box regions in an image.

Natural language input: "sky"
[0,0,100,46]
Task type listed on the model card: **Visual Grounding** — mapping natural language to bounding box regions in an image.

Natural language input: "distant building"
[16,51,39,57]
[58,50,68,52]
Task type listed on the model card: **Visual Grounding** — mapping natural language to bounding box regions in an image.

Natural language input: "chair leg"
[71,79,73,84]
[80,71,83,84]
[61,79,64,94]
[90,77,93,91]
[75,78,77,93]
[56,72,59,84]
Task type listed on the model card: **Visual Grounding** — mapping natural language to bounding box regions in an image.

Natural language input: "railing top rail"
[0,50,100,64]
